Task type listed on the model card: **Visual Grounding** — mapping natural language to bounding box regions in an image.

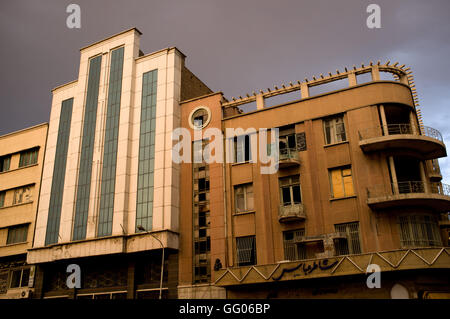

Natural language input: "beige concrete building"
[27,28,211,299]
[178,62,450,298]
[0,123,48,299]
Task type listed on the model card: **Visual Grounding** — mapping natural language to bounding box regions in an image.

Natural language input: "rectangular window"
[0,155,11,172]
[12,186,32,205]
[45,98,73,245]
[279,175,301,206]
[324,115,346,145]
[73,54,102,241]
[236,236,257,266]
[334,222,361,255]
[136,69,158,232]
[234,183,254,213]
[18,148,38,167]
[9,268,30,288]
[330,166,355,198]
[234,135,252,163]
[97,47,124,237]
[7,224,29,245]
[0,191,5,208]
[398,215,442,247]
[283,229,306,261]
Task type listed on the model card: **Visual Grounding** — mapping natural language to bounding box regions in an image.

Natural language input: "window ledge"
[3,241,28,247]
[231,161,253,167]
[233,210,255,216]
[0,201,34,210]
[324,140,349,148]
[330,195,357,202]
[0,163,39,175]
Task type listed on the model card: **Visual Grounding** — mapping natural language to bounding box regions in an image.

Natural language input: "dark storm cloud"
[1,0,449,180]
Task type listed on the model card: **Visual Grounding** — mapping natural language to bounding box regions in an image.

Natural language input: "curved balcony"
[358,124,446,159]
[278,203,306,222]
[278,148,300,168]
[367,181,450,212]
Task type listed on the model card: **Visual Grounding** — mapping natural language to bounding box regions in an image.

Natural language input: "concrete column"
[348,72,357,86]
[379,104,388,135]
[409,111,418,135]
[389,156,399,194]
[256,94,265,110]
[419,161,430,193]
[300,83,309,98]
[371,66,380,81]
[127,261,136,299]
[399,74,409,85]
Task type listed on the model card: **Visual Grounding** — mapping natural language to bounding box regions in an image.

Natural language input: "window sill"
[0,201,34,210]
[231,161,253,167]
[329,195,357,202]
[0,163,39,175]
[233,210,255,216]
[324,140,349,148]
[3,241,28,247]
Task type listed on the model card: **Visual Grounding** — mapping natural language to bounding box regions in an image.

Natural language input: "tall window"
[283,229,306,261]
[19,148,38,167]
[45,98,73,245]
[136,69,158,232]
[234,183,254,213]
[0,191,5,208]
[0,155,11,172]
[279,175,301,206]
[236,236,257,266]
[398,215,441,247]
[97,47,124,237]
[73,54,102,241]
[329,166,355,198]
[7,224,29,245]
[234,135,252,163]
[334,222,361,255]
[324,115,346,145]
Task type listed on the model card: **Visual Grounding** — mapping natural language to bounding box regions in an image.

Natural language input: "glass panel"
[98,47,124,237]
[73,55,102,241]
[20,268,30,287]
[9,270,21,288]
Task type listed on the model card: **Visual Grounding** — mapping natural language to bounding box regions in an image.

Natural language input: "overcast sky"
[1,0,450,182]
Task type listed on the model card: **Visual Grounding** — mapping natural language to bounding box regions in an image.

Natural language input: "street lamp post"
[137,225,164,300]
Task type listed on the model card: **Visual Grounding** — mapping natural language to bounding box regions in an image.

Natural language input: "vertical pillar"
[167,250,178,299]
[379,104,388,135]
[409,112,418,135]
[300,83,309,98]
[31,265,45,299]
[256,94,265,110]
[127,261,136,299]
[419,161,430,193]
[371,66,380,81]
[348,72,357,86]
[389,156,399,194]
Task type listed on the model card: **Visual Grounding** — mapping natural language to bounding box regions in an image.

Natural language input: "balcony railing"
[367,181,450,198]
[358,124,443,142]
[278,147,300,168]
[278,203,306,222]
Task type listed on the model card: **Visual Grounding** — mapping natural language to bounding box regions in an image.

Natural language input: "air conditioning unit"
[19,290,31,299]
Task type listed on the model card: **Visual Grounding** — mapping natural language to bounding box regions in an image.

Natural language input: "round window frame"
[188,106,211,130]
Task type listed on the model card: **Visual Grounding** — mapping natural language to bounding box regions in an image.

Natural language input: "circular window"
[189,106,211,129]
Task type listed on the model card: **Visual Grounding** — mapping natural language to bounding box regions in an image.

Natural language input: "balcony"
[278,203,306,222]
[278,148,300,168]
[358,124,446,159]
[428,159,442,182]
[367,181,450,212]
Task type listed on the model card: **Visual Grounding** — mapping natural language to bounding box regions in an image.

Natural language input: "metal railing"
[367,181,450,198]
[358,124,443,142]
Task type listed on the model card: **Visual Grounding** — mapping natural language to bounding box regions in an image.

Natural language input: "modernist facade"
[178,63,450,298]
[0,123,48,299]
[1,28,449,299]
[26,28,211,299]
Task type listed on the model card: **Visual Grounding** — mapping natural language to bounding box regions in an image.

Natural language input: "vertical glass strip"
[135,69,158,232]
[97,47,124,237]
[73,55,102,241]
[45,98,73,245]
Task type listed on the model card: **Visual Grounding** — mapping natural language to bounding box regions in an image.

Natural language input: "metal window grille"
[335,222,361,255]
[283,229,306,261]
[236,236,257,266]
[398,215,442,247]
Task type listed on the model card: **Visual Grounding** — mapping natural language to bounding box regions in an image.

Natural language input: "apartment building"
[0,123,48,299]
[26,28,211,299]
[178,62,450,298]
